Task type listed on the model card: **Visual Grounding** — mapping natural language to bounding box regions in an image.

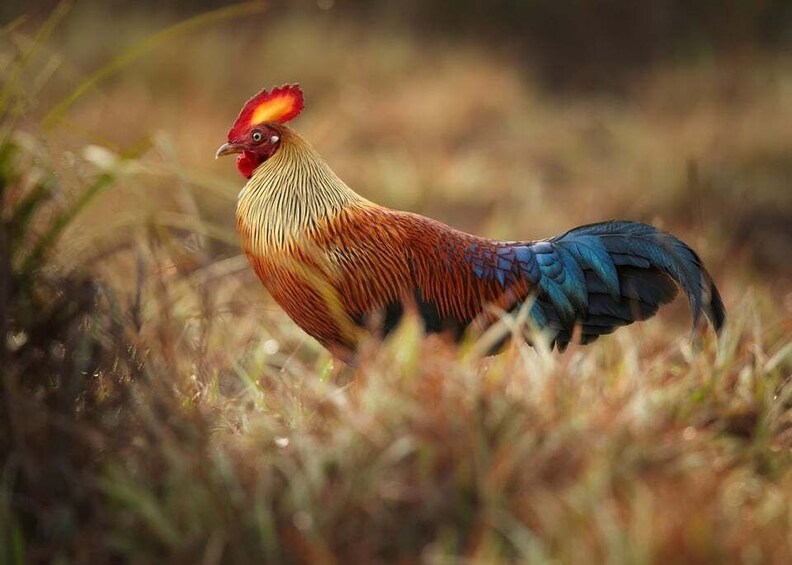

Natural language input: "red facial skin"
[227,124,281,179]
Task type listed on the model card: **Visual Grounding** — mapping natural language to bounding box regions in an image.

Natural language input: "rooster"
[216,84,725,360]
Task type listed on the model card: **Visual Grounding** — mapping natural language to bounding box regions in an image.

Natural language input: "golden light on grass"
[1,3,790,563]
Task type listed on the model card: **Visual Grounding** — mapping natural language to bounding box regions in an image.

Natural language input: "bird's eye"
[251,130,263,143]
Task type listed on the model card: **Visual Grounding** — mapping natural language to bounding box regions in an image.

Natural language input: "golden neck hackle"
[235,127,370,255]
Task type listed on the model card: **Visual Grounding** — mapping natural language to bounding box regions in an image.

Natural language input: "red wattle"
[236,151,262,179]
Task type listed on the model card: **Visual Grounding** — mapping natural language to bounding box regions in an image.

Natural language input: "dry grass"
[2,4,791,563]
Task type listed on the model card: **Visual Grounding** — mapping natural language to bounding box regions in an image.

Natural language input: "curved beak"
[215,142,241,159]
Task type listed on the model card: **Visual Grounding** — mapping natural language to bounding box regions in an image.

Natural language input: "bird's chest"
[236,206,324,297]
[236,198,352,342]
[235,184,352,285]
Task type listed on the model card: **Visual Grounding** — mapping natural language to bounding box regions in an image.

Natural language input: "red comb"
[228,84,304,139]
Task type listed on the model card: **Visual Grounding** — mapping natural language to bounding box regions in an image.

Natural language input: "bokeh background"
[2,1,791,562]
[9,0,792,287]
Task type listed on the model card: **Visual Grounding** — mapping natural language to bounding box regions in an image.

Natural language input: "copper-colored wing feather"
[286,210,724,354]
[289,207,534,351]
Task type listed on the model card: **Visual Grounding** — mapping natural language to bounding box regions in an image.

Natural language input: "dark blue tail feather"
[518,221,725,350]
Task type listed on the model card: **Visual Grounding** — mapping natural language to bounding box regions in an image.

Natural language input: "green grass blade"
[19,139,151,279]
[42,1,269,128]
[100,467,181,548]
[0,0,73,113]
[8,173,56,259]
[20,172,115,276]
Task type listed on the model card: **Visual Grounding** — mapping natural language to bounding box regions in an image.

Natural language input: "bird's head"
[216,84,304,179]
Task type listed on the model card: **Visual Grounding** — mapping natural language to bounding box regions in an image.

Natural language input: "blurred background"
[5,0,792,290]
[2,1,792,562]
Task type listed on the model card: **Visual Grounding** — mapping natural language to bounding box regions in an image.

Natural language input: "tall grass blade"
[19,139,150,280]
[42,1,269,128]
[0,0,73,114]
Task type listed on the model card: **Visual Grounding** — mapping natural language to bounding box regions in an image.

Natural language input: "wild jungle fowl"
[216,84,725,360]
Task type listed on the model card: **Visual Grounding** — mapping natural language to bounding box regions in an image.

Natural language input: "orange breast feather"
[239,205,530,353]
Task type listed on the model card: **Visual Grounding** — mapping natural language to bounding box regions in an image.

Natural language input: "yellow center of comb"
[250,95,295,125]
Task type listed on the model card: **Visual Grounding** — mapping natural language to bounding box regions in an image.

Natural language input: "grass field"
[2,3,791,563]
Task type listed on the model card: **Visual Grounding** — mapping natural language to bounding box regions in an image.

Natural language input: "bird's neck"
[236,128,369,253]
